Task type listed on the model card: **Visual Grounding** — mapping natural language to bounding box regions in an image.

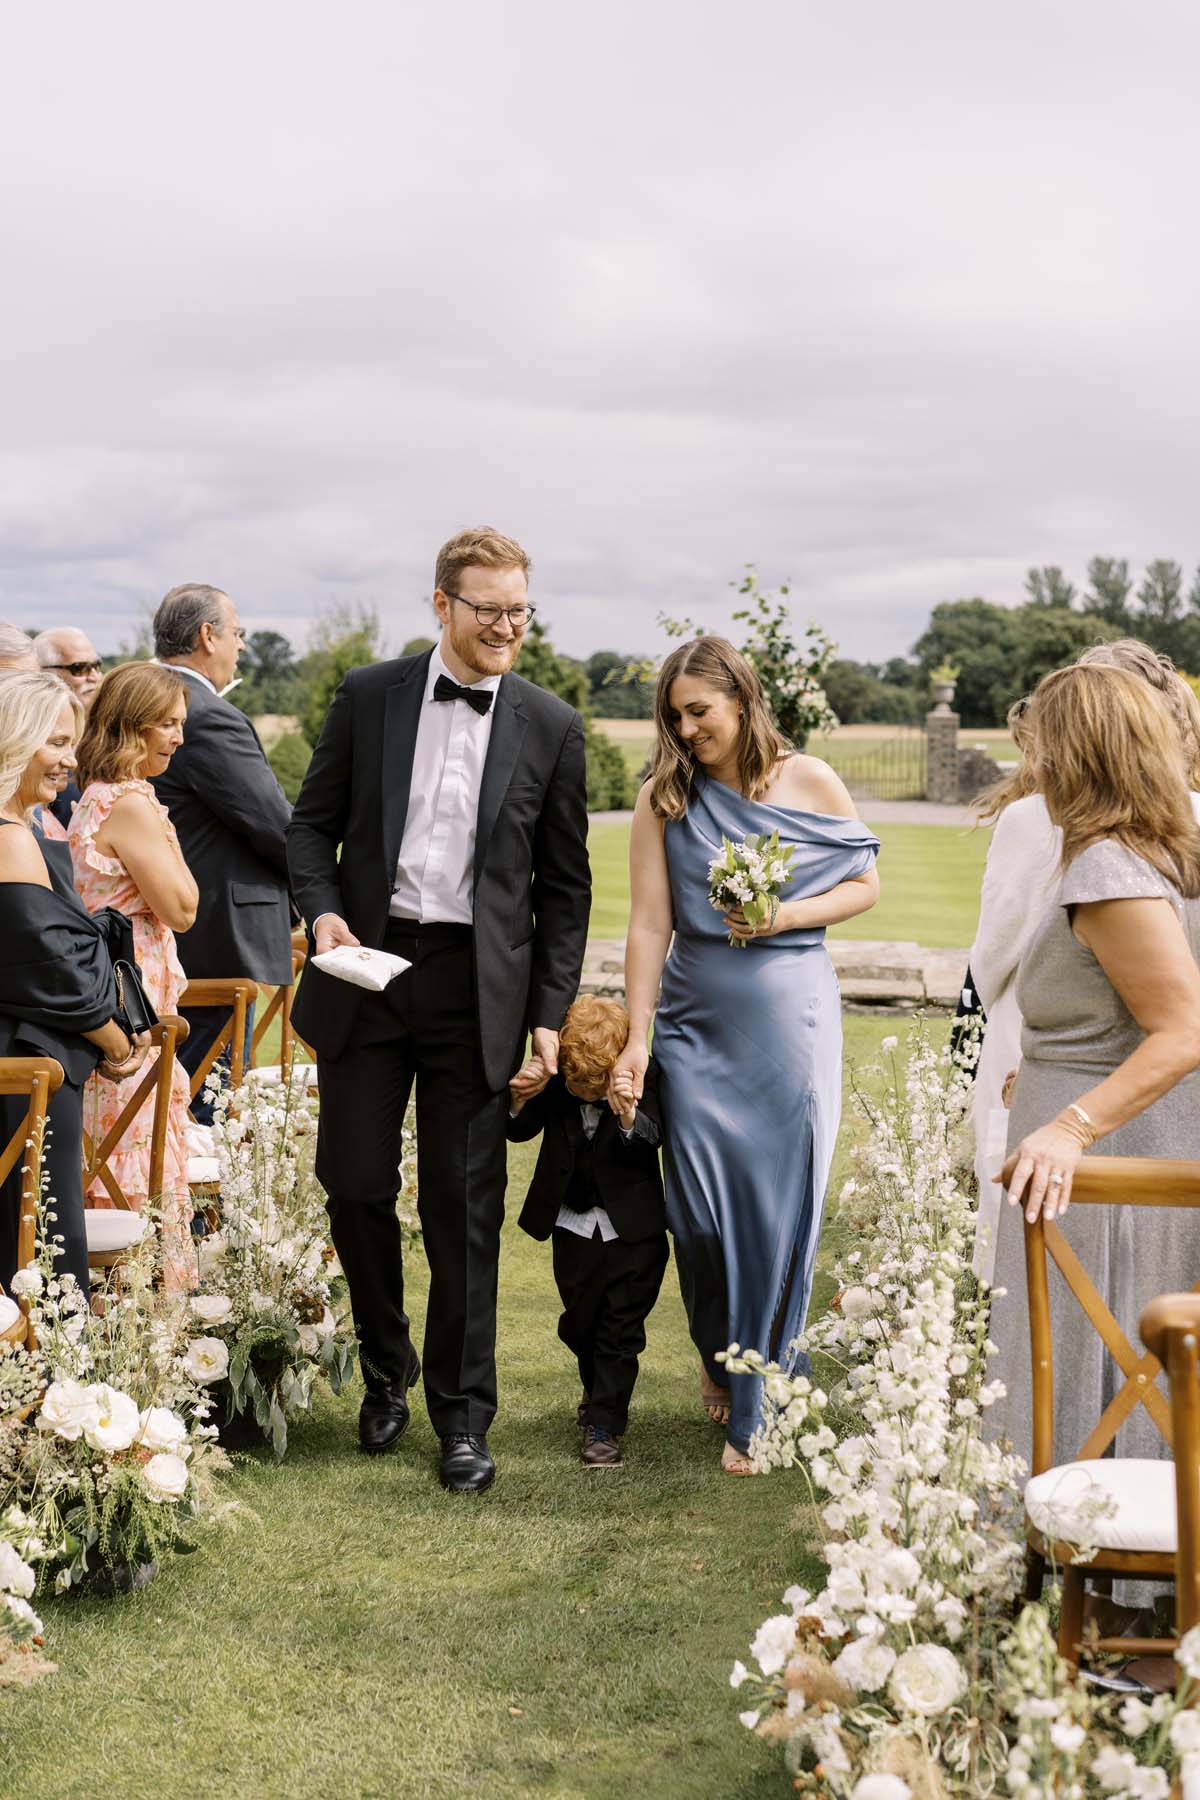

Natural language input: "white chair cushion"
[84,1210,149,1252]
[0,1294,20,1332]
[185,1123,216,1157]
[246,1062,318,1089]
[1025,1458,1177,1553]
[187,1155,220,1184]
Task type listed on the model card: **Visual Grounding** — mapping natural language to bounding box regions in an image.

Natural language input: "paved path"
[588,798,980,827]
[581,937,969,1010]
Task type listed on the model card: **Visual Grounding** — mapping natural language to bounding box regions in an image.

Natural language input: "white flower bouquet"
[707,830,796,948]
[191,1069,358,1458]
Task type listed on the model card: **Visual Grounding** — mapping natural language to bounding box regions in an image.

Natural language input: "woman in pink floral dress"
[69,664,199,1290]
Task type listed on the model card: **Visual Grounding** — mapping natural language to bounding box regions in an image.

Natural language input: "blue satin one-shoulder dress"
[654,776,879,1452]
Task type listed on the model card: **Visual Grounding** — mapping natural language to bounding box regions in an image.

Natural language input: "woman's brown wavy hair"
[647,636,790,821]
[1028,662,1200,896]
[76,662,188,788]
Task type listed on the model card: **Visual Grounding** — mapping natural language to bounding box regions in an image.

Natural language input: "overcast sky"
[2,2,1198,665]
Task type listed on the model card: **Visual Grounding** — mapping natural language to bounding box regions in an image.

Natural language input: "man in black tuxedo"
[150,584,293,1117]
[287,527,591,1493]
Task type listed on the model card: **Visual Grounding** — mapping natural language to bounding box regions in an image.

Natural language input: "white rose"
[840,1286,878,1320]
[184,1337,230,1383]
[887,1644,965,1717]
[142,1453,189,1503]
[750,1613,796,1677]
[833,1635,897,1694]
[8,1266,42,1299]
[0,1542,35,1599]
[81,1384,140,1454]
[38,1377,98,1441]
[189,1294,234,1327]
[851,1778,911,1800]
[136,1407,189,1455]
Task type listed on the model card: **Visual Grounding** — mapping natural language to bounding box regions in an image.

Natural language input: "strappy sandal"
[721,1443,758,1476]
[699,1362,731,1427]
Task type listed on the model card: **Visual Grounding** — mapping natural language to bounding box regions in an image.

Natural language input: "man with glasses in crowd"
[34,627,104,828]
[151,583,293,1124]
[288,526,591,1494]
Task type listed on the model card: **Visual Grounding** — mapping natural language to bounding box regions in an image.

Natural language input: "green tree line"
[826,556,1200,729]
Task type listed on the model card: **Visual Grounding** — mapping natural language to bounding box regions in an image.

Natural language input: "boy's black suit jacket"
[285,650,591,1091]
[507,1063,666,1244]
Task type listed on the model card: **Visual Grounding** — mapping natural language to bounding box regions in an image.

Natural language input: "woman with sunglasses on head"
[0,672,148,1302]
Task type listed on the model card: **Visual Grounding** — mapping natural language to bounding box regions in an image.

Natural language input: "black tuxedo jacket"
[507,1064,666,1244]
[150,674,294,986]
[286,650,591,1090]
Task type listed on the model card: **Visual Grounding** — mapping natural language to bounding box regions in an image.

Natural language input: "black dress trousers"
[314,921,509,1438]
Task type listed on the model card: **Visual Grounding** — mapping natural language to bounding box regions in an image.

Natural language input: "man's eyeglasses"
[48,660,103,678]
[445,594,536,630]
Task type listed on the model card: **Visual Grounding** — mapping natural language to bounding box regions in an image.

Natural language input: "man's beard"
[447,617,521,678]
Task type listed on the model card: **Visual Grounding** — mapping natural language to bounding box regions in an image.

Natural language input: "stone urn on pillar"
[925,664,961,804]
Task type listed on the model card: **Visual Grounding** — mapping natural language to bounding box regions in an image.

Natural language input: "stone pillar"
[925,700,960,804]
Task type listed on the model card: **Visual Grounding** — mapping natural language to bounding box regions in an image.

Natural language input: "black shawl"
[0,880,121,1085]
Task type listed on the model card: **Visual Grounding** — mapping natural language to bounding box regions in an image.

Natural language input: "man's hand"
[531,1027,560,1076]
[509,1054,550,1112]
[313,912,361,957]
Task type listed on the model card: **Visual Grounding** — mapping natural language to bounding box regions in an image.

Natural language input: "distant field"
[586,818,988,947]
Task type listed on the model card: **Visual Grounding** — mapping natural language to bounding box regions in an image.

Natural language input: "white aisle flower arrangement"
[0,1226,227,1594]
[724,1028,1197,1797]
[190,1069,358,1458]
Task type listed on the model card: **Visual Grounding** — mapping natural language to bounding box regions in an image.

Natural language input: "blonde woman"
[988,664,1200,1490]
[0,672,145,1299]
[969,642,1200,1280]
[611,637,879,1471]
[69,663,198,1290]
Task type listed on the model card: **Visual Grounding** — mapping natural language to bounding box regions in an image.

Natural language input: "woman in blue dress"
[612,638,879,1472]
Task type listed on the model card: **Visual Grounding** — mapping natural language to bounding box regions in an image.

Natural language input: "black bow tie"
[433,673,494,717]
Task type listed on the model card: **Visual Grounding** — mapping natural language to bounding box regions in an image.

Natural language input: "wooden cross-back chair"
[1140,1292,1200,1642]
[81,1015,187,1274]
[0,1056,63,1353]
[1022,1155,1200,1669]
[178,978,255,1100]
[247,928,314,1078]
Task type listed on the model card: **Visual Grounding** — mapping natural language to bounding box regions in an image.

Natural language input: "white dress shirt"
[555,1101,628,1242]
[390,646,501,925]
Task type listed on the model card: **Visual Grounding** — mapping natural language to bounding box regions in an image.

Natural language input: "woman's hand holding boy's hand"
[509,1053,550,1112]
[610,1068,638,1131]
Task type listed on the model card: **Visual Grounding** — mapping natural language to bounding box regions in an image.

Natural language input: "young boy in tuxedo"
[508,996,668,1469]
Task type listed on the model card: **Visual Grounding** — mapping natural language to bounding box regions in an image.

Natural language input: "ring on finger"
[1048,1172,1065,1187]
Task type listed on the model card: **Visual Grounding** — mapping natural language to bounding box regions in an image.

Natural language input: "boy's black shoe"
[581,1425,624,1470]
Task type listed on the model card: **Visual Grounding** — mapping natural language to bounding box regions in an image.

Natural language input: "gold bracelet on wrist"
[1063,1102,1098,1146]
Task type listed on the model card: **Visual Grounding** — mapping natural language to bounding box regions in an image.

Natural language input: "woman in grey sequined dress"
[988,664,1200,1476]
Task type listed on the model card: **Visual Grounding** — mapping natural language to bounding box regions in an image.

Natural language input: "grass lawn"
[4,1015,928,1800]
[586,820,988,948]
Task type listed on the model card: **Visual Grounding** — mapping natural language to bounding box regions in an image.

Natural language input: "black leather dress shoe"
[438,1433,495,1493]
[358,1349,421,1455]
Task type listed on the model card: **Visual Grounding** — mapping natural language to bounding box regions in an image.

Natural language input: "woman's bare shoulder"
[772,754,858,816]
[0,822,51,885]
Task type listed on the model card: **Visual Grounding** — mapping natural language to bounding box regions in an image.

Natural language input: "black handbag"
[112,958,159,1037]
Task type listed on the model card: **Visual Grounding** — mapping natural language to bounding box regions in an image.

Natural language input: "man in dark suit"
[150,584,293,1118]
[287,527,591,1493]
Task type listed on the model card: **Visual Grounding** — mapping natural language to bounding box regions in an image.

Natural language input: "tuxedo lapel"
[473,677,528,889]
[381,653,431,882]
